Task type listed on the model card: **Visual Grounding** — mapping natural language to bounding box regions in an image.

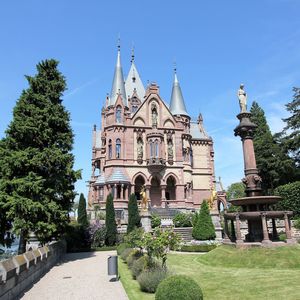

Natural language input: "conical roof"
[106,168,130,184]
[125,60,145,100]
[109,47,127,107]
[169,72,189,116]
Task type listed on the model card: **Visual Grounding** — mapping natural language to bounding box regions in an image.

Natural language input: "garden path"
[20,251,128,300]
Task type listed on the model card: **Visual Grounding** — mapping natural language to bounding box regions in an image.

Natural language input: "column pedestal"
[140,210,152,232]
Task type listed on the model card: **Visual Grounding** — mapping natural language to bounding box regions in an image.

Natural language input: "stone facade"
[87,47,225,222]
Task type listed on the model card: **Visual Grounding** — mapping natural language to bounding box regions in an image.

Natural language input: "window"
[108,139,112,159]
[132,106,138,113]
[155,140,159,157]
[150,141,153,157]
[116,106,122,123]
[116,138,121,158]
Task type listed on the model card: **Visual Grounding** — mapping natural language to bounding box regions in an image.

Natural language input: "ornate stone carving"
[238,84,247,113]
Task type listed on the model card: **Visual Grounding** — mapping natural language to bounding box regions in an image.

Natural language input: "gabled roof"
[169,72,189,116]
[109,47,127,107]
[125,60,145,101]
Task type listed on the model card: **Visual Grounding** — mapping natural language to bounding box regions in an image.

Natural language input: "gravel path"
[20,251,128,300]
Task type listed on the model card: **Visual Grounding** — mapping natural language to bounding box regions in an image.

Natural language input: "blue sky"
[1,1,299,200]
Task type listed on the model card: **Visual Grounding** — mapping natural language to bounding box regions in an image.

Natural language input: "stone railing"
[0,240,66,300]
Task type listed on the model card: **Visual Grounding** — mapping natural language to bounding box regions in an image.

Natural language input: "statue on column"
[237,84,247,113]
[167,141,173,158]
[151,106,158,127]
[208,189,217,210]
[140,185,148,211]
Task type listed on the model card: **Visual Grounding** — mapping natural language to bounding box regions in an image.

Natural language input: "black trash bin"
[108,255,118,280]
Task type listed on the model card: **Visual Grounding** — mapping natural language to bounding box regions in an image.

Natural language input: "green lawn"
[119,245,300,300]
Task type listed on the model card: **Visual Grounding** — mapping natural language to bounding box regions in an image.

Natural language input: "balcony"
[146,157,166,173]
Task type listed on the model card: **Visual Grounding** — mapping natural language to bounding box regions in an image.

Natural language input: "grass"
[119,245,300,300]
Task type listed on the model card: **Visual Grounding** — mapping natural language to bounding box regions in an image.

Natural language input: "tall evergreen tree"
[250,101,296,194]
[280,87,300,167]
[105,194,117,246]
[127,193,141,233]
[192,201,216,240]
[0,60,80,253]
[77,193,88,226]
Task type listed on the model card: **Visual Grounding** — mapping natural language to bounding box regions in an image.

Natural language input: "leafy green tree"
[226,182,246,200]
[127,193,141,233]
[105,194,117,246]
[250,101,296,194]
[280,87,300,167]
[0,60,80,253]
[77,193,88,226]
[192,201,216,240]
[274,181,300,217]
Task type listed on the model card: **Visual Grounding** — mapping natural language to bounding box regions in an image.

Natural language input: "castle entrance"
[134,175,145,201]
[150,177,161,207]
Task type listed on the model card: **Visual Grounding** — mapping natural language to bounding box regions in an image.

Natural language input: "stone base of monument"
[140,211,152,232]
[210,210,223,241]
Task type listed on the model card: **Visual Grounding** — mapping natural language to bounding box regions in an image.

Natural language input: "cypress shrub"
[77,193,88,226]
[192,201,216,240]
[155,275,203,300]
[127,193,141,233]
[105,194,117,246]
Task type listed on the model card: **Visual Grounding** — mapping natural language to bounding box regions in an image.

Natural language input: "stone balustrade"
[0,240,66,300]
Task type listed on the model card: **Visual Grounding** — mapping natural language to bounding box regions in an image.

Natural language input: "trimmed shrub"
[131,256,149,279]
[127,193,141,233]
[137,267,169,293]
[120,248,133,261]
[78,193,88,227]
[173,213,193,227]
[151,214,161,228]
[180,244,217,252]
[192,201,216,240]
[126,249,143,268]
[155,275,203,300]
[117,243,130,255]
[294,217,300,230]
[105,194,117,246]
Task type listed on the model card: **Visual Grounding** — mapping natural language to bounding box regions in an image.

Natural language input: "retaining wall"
[0,240,66,300]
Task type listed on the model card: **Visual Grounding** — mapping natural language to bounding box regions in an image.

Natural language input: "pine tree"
[127,193,141,233]
[192,201,216,240]
[0,60,80,253]
[77,193,88,226]
[281,87,300,167]
[250,101,296,194]
[105,194,117,246]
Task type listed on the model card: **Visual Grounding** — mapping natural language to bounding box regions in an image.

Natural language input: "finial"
[131,43,135,63]
[117,34,121,51]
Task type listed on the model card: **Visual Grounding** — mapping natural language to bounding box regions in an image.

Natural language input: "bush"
[275,181,300,217]
[192,201,216,240]
[151,214,161,228]
[105,194,117,246]
[65,222,91,252]
[126,249,143,268]
[294,218,300,230]
[137,267,169,293]
[117,243,130,255]
[155,275,203,300]
[89,223,106,248]
[131,256,149,279]
[279,233,287,241]
[173,213,193,227]
[180,244,217,252]
[124,227,144,249]
[120,248,133,261]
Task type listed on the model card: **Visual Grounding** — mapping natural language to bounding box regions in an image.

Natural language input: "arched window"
[150,141,154,157]
[155,140,159,157]
[116,106,122,123]
[108,139,112,159]
[116,138,121,158]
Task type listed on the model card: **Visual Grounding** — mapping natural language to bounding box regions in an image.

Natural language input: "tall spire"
[125,46,145,100]
[109,40,127,107]
[169,66,189,116]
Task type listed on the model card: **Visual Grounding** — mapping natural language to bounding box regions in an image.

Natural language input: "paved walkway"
[20,251,128,300]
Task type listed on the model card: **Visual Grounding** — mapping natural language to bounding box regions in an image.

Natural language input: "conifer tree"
[0,60,80,253]
[192,201,215,240]
[77,193,88,226]
[127,193,141,233]
[250,101,296,193]
[105,194,117,246]
[280,87,300,167]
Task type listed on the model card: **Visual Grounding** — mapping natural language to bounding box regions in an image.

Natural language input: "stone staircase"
[173,227,193,242]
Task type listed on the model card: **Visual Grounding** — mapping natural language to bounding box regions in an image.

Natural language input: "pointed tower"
[125,47,145,100]
[169,68,189,116]
[109,43,127,107]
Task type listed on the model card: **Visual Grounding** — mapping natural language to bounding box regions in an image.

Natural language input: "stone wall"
[0,240,66,300]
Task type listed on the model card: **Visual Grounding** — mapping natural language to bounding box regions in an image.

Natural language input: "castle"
[87,46,225,223]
